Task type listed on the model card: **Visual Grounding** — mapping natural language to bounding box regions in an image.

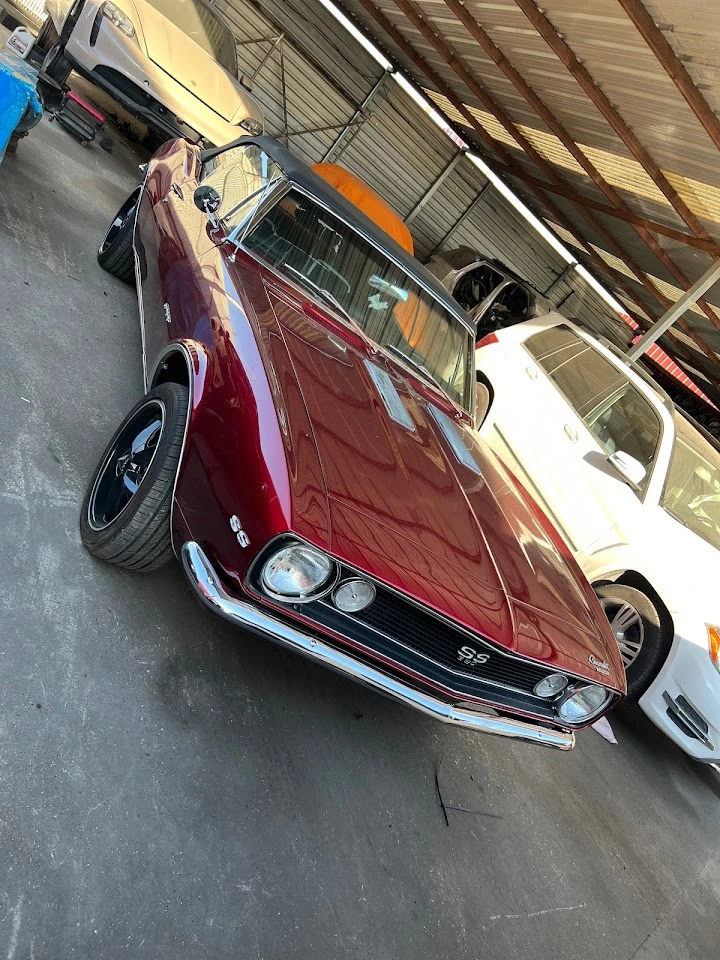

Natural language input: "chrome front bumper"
[181,542,575,751]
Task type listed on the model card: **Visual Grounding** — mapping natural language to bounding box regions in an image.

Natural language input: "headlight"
[260,543,336,602]
[333,579,376,613]
[534,673,569,699]
[102,2,135,37]
[557,684,611,724]
[239,118,264,136]
[708,625,720,674]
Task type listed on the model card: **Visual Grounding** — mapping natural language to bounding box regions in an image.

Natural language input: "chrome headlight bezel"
[556,683,612,726]
[259,542,338,604]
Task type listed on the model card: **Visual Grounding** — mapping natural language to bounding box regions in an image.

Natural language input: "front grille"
[346,588,549,694]
[247,538,562,715]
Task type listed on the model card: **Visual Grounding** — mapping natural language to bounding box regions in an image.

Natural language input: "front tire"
[595,583,672,701]
[98,190,139,283]
[80,383,189,571]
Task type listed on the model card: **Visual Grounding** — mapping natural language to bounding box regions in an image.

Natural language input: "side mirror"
[608,450,646,488]
[194,185,221,215]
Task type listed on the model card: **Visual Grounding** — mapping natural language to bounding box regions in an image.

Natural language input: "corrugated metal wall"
[213,0,622,334]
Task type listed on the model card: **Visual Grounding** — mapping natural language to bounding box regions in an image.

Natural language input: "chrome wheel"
[99,194,137,256]
[88,399,164,531]
[600,597,645,669]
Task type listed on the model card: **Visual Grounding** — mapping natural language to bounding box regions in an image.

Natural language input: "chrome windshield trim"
[182,542,574,750]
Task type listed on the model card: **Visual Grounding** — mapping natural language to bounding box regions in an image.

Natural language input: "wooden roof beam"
[510,0,715,245]
[617,0,720,156]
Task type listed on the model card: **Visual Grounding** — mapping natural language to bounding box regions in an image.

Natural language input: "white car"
[38,0,264,145]
[475,314,720,761]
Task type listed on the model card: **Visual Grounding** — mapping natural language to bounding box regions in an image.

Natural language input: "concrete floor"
[1,112,720,960]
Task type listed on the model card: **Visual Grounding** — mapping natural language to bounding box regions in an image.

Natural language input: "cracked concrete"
[1,107,719,960]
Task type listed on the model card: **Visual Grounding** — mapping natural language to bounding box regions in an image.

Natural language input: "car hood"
[273,302,625,688]
[131,0,248,121]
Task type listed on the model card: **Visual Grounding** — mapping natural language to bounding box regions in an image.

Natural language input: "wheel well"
[595,570,675,640]
[151,349,191,391]
[475,370,494,425]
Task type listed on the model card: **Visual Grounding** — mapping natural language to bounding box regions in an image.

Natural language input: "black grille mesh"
[340,587,550,694]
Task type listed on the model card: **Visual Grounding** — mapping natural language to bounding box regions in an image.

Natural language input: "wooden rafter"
[510,0,715,246]
[440,0,720,333]
[616,0,720,156]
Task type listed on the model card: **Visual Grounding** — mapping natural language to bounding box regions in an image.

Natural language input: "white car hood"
[131,0,246,121]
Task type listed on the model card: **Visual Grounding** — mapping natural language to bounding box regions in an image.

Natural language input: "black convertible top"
[200,135,474,335]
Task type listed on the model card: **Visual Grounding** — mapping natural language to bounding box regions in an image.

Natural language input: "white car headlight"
[102,2,135,37]
[239,118,264,136]
[557,684,611,724]
[260,543,336,602]
[708,625,720,674]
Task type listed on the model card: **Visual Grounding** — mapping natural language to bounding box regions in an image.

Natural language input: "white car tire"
[595,583,671,701]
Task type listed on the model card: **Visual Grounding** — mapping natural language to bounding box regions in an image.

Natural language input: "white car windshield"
[244,189,473,411]
[662,412,720,551]
[146,0,237,74]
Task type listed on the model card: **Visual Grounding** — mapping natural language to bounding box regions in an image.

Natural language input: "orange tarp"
[311,163,414,255]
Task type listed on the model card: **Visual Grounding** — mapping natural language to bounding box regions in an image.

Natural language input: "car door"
[494,323,642,555]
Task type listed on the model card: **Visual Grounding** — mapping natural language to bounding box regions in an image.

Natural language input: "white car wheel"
[595,583,671,701]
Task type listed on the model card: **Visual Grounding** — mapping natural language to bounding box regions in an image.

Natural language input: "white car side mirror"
[608,450,646,488]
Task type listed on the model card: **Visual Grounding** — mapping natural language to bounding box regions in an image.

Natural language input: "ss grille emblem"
[457,644,490,666]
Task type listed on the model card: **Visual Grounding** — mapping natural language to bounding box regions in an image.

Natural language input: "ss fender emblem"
[229,515,250,548]
[457,644,490,666]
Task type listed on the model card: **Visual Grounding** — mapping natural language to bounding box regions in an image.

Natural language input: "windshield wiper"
[385,343,443,392]
[283,266,368,335]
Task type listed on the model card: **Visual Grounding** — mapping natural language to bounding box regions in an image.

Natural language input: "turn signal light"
[708,625,720,673]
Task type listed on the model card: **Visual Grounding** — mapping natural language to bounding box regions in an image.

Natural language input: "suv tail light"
[476,332,499,348]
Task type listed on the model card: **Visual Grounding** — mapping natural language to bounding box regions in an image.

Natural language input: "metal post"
[625,261,720,362]
[429,182,492,257]
[404,150,466,225]
[245,33,284,84]
[322,71,391,163]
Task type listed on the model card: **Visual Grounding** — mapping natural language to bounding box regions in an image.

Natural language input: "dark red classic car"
[83,135,625,750]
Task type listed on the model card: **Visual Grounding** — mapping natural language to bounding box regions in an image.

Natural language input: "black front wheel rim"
[88,400,165,531]
[99,194,137,255]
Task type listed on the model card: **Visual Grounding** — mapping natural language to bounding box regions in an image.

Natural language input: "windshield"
[662,411,720,551]
[146,0,237,74]
[244,188,473,410]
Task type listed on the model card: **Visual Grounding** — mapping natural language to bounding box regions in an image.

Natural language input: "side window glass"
[199,145,283,233]
[526,326,625,415]
[584,386,661,492]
